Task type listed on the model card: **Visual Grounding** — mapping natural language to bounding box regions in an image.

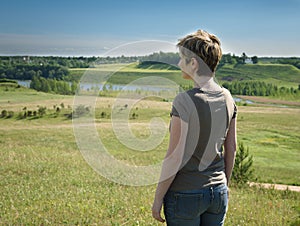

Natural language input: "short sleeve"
[232,104,237,119]
[169,93,190,122]
[170,105,180,117]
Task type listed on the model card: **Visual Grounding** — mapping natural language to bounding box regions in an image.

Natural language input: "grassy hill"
[0,82,70,108]
[69,63,191,87]
[216,64,300,87]
[69,62,300,89]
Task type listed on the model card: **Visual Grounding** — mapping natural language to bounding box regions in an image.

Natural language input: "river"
[15,80,254,104]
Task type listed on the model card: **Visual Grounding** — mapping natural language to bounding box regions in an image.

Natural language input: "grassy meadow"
[216,63,300,88]
[0,68,300,225]
[69,62,300,88]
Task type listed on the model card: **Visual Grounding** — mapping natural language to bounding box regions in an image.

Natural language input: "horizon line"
[1,52,300,58]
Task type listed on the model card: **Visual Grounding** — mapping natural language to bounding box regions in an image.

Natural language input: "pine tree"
[232,142,254,185]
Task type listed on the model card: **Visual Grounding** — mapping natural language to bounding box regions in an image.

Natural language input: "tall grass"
[0,125,299,225]
[0,85,299,224]
[237,106,300,185]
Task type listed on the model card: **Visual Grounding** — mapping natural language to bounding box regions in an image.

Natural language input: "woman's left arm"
[152,116,187,223]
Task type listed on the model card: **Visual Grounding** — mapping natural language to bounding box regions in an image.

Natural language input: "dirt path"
[248,182,300,192]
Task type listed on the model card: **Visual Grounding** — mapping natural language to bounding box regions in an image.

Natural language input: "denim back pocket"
[217,188,228,214]
[208,186,228,214]
[174,193,203,219]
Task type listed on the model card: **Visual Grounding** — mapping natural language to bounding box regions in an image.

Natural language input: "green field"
[69,63,191,88]
[0,80,300,225]
[69,62,300,88]
[216,63,300,87]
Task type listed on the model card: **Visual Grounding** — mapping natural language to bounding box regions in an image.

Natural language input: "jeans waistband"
[167,183,227,195]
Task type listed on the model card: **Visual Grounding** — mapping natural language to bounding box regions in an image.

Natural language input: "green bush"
[1,110,7,118]
[7,111,14,118]
[72,105,90,118]
[232,142,254,186]
[38,106,47,117]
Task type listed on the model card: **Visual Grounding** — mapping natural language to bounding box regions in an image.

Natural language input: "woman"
[152,30,237,225]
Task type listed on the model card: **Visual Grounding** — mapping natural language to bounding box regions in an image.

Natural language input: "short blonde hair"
[177,30,222,73]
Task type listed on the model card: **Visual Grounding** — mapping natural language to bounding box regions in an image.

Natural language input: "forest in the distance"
[0,52,300,98]
[1,52,300,81]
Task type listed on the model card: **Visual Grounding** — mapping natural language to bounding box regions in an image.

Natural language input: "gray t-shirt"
[169,88,236,191]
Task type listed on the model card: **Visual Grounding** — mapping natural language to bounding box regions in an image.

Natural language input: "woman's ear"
[191,58,199,72]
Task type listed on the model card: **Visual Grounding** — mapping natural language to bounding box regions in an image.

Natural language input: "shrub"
[27,111,32,117]
[1,110,7,118]
[38,106,47,117]
[100,112,106,118]
[72,105,90,118]
[7,111,14,118]
[131,112,138,119]
[232,142,254,186]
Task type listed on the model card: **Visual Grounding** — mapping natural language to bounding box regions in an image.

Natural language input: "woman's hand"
[152,199,165,223]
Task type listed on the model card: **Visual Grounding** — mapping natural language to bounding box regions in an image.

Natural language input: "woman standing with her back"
[152,30,237,226]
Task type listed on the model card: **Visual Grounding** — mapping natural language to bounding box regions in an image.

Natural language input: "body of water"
[15,80,178,92]
[17,80,31,88]
[15,80,254,104]
[233,97,254,104]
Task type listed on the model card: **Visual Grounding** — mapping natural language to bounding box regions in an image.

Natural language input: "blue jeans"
[163,184,228,226]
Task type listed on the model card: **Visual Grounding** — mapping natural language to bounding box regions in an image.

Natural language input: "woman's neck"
[193,76,221,91]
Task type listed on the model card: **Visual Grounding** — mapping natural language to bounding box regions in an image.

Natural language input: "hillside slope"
[129,61,300,85]
[216,64,300,84]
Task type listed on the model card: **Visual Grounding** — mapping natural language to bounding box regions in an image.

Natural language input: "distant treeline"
[0,53,299,82]
[0,64,69,81]
[30,76,77,95]
[222,81,300,97]
[181,80,300,98]
[0,53,179,81]
[0,56,91,82]
[0,56,94,68]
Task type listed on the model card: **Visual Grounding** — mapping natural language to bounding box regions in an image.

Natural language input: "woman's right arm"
[152,115,187,223]
[224,117,237,186]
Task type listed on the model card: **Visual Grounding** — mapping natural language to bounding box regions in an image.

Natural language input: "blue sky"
[0,0,299,56]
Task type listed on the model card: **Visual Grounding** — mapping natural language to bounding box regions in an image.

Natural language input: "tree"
[30,75,41,91]
[27,70,36,78]
[232,142,254,185]
[71,81,78,94]
[251,56,258,64]
[40,77,51,92]
[241,52,247,64]
[62,82,71,95]
[49,79,58,93]
[0,73,6,79]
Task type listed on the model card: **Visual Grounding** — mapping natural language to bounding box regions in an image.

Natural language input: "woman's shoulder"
[174,90,194,101]
[222,87,233,96]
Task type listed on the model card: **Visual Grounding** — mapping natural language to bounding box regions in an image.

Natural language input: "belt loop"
[210,187,214,202]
